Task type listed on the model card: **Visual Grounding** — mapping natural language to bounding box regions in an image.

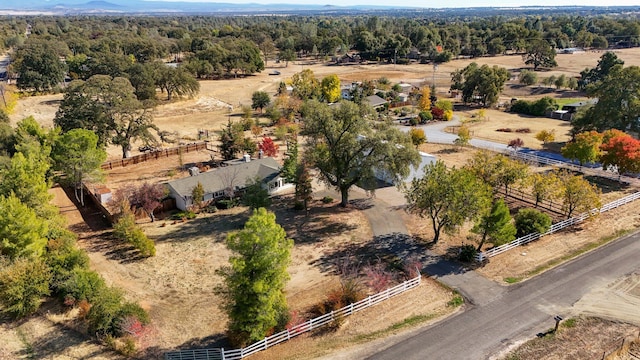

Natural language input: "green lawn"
[554,97,589,107]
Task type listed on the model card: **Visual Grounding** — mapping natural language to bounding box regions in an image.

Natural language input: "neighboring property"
[166,156,292,210]
[549,99,597,121]
[374,151,437,185]
[365,94,388,110]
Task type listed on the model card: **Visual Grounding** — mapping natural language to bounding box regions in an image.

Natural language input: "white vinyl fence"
[475,191,640,261]
[164,274,421,360]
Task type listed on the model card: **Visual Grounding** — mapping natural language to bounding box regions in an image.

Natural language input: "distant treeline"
[1,13,639,85]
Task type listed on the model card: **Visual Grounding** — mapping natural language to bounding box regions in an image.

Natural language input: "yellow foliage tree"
[320,74,341,103]
[0,86,19,114]
[418,87,431,111]
[444,110,454,121]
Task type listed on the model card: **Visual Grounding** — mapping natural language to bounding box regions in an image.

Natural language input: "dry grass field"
[5,48,640,359]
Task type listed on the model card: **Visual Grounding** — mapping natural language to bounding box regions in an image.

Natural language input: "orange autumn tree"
[600,131,640,181]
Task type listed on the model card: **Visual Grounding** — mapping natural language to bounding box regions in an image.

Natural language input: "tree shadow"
[61,185,111,232]
[152,210,250,244]
[272,198,359,245]
[310,232,423,275]
[74,227,148,264]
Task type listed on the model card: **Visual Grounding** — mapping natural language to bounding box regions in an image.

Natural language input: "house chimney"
[243,154,251,162]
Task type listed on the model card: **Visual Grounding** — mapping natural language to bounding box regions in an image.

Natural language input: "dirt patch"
[455,109,573,150]
[0,306,123,360]
[573,272,640,327]
[499,317,639,360]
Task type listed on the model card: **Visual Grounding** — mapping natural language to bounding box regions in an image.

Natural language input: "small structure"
[166,157,292,210]
[365,95,388,110]
[92,186,112,205]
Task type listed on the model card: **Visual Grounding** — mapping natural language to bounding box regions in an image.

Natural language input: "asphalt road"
[368,230,640,360]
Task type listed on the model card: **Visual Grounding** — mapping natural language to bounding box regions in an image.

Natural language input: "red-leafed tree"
[508,138,524,151]
[259,137,279,157]
[431,106,444,120]
[111,182,166,222]
[600,131,640,182]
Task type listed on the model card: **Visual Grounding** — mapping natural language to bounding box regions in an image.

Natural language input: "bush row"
[510,97,558,117]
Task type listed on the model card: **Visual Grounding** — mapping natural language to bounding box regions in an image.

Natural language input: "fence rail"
[475,191,640,261]
[164,274,421,360]
[101,142,209,170]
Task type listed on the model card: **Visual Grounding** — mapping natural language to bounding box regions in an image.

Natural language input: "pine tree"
[216,208,293,346]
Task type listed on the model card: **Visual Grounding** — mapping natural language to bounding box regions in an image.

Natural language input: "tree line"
[0,113,152,356]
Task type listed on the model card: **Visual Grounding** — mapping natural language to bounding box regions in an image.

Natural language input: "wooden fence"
[475,191,640,261]
[101,142,209,170]
[164,274,421,360]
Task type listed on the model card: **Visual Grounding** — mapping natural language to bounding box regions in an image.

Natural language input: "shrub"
[45,233,90,291]
[510,97,557,117]
[458,244,478,262]
[60,268,106,304]
[293,201,305,210]
[365,263,394,293]
[418,110,433,123]
[514,208,552,237]
[87,286,125,335]
[322,196,333,204]
[113,211,156,257]
[431,106,444,120]
[170,210,197,220]
[216,199,239,209]
[0,257,51,318]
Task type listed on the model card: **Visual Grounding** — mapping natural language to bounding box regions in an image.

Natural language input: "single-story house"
[365,95,388,110]
[166,156,292,210]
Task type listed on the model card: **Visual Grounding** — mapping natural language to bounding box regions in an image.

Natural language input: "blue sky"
[153,0,640,7]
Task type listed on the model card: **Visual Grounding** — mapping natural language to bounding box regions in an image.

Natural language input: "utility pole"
[433,63,438,87]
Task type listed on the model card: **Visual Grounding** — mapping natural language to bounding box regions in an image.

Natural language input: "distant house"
[374,151,437,185]
[365,95,388,110]
[166,156,292,210]
[550,99,598,121]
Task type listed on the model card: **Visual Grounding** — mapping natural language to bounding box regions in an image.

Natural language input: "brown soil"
[500,317,639,360]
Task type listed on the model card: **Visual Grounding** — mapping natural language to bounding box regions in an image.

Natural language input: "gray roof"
[166,157,281,198]
[365,95,388,108]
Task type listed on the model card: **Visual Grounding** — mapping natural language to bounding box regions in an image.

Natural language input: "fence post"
[221,348,225,360]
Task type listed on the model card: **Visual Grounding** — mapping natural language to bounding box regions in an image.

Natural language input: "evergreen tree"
[216,208,293,346]
[472,199,516,251]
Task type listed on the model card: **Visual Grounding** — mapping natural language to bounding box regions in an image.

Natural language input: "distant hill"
[1,1,639,16]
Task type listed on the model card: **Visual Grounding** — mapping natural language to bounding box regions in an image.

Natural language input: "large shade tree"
[572,65,640,134]
[54,75,158,158]
[405,161,492,243]
[13,40,67,92]
[522,39,557,70]
[450,63,509,107]
[301,100,420,207]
